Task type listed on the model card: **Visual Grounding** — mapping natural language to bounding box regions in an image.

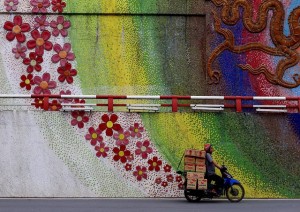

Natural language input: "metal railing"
[0,94,299,113]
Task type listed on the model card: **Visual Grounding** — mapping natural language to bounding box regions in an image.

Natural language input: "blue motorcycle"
[177,166,245,202]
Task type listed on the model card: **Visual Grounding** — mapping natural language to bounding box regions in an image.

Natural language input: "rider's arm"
[212,160,222,170]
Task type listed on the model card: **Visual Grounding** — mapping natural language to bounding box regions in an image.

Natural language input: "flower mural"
[20,74,34,90]
[85,127,103,146]
[1,0,187,198]
[133,166,147,181]
[23,52,43,73]
[49,100,62,111]
[30,0,50,13]
[33,72,56,95]
[51,0,66,13]
[99,114,122,136]
[51,43,75,66]
[148,156,162,172]
[3,16,30,43]
[135,140,153,159]
[113,128,130,146]
[50,16,71,37]
[130,123,144,138]
[71,111,89,129]
[12,43,27,59]
[57,62,77,84]
[34,15,49,31]
[113,145,131,163]
[4,0,19,12]
[95,142,109,158]
[27,29,53,56]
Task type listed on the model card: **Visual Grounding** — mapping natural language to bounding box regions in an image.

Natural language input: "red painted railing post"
[172,97,178,112]
[108,97,114,112]
[298,98,300,113]
[43,96,49,111]
[236,97,242,112]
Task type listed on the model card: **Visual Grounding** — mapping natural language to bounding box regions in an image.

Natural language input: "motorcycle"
[177,166,245,202]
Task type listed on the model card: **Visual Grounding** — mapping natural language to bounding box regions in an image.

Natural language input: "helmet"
[204,143,212,152]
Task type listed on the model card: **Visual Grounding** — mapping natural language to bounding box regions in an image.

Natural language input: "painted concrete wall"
[0,0,300,198]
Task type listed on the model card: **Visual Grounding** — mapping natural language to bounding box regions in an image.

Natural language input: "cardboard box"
[185,149,196,157]
[184,156,195,164]
[186,179,197,190]
[197,179,207,190]
[184,164,195,172]
[194,150,206,158]
[187,172,204,179]
[195,158,205,165]
[195,165,206,173]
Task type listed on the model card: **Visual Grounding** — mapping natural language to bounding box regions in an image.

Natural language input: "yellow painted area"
[98,3,148,94]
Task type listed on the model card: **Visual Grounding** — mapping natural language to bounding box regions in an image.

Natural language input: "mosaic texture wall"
[0,0,300,198]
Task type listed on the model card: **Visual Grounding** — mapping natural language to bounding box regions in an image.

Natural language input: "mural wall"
[0,0,300,198]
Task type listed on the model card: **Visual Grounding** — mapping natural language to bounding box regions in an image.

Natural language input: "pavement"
[0,198,299,212]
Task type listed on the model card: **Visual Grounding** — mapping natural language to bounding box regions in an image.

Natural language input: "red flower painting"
[85,127,103,146]
[51,43,75,66]
[23,52,43,73]
[113,145,130,163]
[133,166,147,181]
[129,123,144,138]
[30,0,50,13]
[148,156,162,172]
[50,15,71,37]
[95,142,109,158]
[20,74,34,90]
[71,111,89,129]
[57,62,77,84]
[135,140,153,159]
[3,15,30,43]
[27,29,53,56]
[49,100,62,111]
[51,0,66,13]
[33,72,56,95]
[99,114,121,136]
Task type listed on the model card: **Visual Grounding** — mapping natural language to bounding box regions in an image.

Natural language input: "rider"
[204,143,224,195]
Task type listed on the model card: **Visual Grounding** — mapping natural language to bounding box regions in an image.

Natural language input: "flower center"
[38,100,43,104]
[40,81,48,89]
[37,3,43,8]
[106,121,113,128]
[119,134,125,140]
[12,25,21,34]
[77,116,82,122]
[119,151,124,157]
[9,2,14,7]
[36,38,45,46]
[52,105,57,111]
[100,148,105,153]
[59,50,67,59]
[91,133,98,139]
[57,24,64,30]
[138,171,143,176]
[30,60,37,66]
[63,70,70,76]
[141,146,147,152]
[25,79,30,85]
[153,162,157,167]
[134,128,139,133]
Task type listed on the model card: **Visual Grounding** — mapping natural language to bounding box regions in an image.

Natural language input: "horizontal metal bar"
[253,105,286,108]
[191,107,224,111]
[256,108,287,113]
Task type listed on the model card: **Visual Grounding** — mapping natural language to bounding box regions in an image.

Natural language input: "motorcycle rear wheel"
[184,190,201,202]
[226,183,245,202]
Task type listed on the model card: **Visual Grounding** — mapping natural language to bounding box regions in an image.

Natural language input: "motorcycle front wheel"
[226,183,245,202]
[184,190,201,202]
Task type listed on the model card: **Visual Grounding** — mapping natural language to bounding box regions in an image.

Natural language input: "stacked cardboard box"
[184,149,207,190]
